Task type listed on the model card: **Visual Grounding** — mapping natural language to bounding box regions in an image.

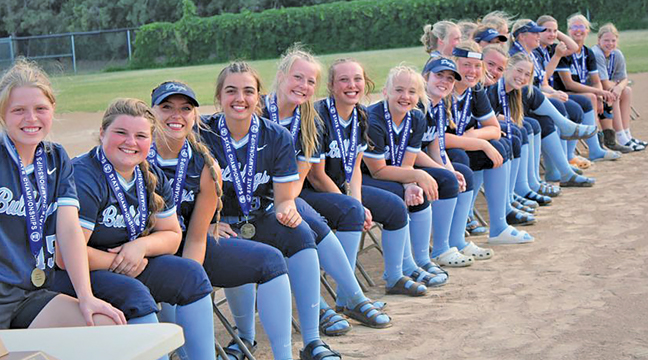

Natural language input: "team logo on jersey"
[30,232,41,242]
[103,164,113,174]
[221,166,270,192]
[101,204,142,229]
[326,138,357,159]
[0,187,58,218]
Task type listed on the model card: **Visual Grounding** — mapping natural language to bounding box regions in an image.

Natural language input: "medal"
[31,268,46,287]
[344,181,351,196]
[240,222,256,239]
[572,48,588,84]
[452,88,472,136]
[431,101,448,164]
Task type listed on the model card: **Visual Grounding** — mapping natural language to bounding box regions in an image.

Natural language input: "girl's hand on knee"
[79,296,127,326]
[484,143,504,168]
[404,184,425,206]
[126,257,148,278]
[276,204,302,228]
[108,241,146,275]
[363,207,373,231]
[454,171,467,193]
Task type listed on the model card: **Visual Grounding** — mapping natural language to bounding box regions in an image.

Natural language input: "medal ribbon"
[514,41,544,83]
[498,78,512,140]
[607,52,616,79]
[540,46,554,87]
[451,88,472,136]
[147,141,189,213]
[265,94,301,145]
[383,101,411,167]
[326,97,358,184]
[7,138,48,268]
[429,101,448,164]
[218,115,260,217]
[572,47,588,84]
[98,147,147,241]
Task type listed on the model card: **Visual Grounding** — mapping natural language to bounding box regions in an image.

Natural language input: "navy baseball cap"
[423,57,462,81]
[513,21,547,37]
[474,28,508,43]
[151,81,199,107]
[452,48,483,60]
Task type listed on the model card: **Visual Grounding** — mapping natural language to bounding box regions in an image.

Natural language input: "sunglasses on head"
[570,24,587,31]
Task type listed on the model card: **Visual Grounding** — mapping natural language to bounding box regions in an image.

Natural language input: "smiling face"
[598,32,618,54]
[539,21,558,46]
[568,19,589,43]
[219,72,260,123]
[426,70,456,102]
[331,61,365,108]
[518,31,540,50]
[505,60,533,90]
[483,50,507,85]
[100,114,152,177]
[2,86,54,155]
[278,58,318,107]
[153,94,195,142]
[456,57,483,88]
[384,72,420,117]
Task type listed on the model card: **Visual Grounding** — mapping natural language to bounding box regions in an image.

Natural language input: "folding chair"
[211,289,257,360]
[354,223,384,289]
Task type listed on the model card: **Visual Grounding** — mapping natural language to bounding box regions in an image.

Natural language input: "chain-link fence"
[0,28,137,75]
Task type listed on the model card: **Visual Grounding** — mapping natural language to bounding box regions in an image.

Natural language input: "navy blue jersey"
[260,95,322,164]
[364,100,424,171]
[201,114,299,218]
[0,135,79,290]
[554,46,599,91]
[73,147,176,251]
[149,142,206,232]
[445,84,495,139]
[307,99,368,191]
[486,83,545,117]
[509,44,546,87]
[533,44,559,87]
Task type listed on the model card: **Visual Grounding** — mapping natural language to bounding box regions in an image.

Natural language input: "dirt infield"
[53,73,648,360]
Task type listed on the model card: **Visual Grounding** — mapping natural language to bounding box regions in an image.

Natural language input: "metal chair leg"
[211,290,256,360]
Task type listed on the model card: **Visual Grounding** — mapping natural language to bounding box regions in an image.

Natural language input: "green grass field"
[51,30,648,113]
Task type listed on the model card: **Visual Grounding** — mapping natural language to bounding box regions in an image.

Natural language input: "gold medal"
[240,223,256,239]
[31,268,46,288]
[344,182,351,196]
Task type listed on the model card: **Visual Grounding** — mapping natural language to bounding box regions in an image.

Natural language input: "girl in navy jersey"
[536,15,621,163]
[420,21,462,58]
[363,64,491,266]
[486,52,596,189]
[261,47,390,336]
[148,81,294,359]
[0,60,125,329]
[52,98,215,360]
[201,62,341,360]
[306,58,429,297]
[438,45,534,245]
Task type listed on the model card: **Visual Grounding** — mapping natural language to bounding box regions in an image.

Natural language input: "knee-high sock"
[535,98,584,135]
[515,144,533,196]
[408,207,433,267]
[381,225,409,287]
[257,275,293,360]
[567,140,577,160]
[128,314,169,360]
[287,248,321,346]
[484,163,509,237]
[504,160,514,214]
[429,198,457,258]
[157,303,176,324]
[509,157,520,203]
[316,231,362,307]
[469,170,484,218]
[541,131,577,180]
[176,295,216,360]
[449,190,473,251]
[224,284,256,342]
[532,132,543,185]
[583,110,608,159]
[335,231,361,271]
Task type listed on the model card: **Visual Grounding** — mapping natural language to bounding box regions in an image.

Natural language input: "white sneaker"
[434,247,474,267]
[459,241,494,260]
[488,226,534,244]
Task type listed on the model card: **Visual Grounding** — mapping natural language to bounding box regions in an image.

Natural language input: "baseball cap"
[423,57,462,81]
[513,21,547,37]
[474,28,508,43]
[151,81,199,107]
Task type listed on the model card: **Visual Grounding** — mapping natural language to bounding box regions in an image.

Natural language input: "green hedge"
[132,0,648,68]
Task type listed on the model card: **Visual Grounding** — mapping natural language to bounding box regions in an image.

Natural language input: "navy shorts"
[524,117,541,136]
[530,114,556,138]
[568,94,593,113]
[295,197,331,244]
[500,121,522,158]
[361,185,408,230]
[447,148,470,167]
[51,254,212,320]
[362,174,430,213]
[465,139,510,171]
[198,235,288,287]
[299,189,365,232]
[0,282,58,329]
[563,99,584,124]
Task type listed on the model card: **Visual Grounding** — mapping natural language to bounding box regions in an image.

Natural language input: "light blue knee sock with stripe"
[429,198,457,258]
[334,231,361,278]
[175,295,216,360]
[316,232,362,307]
[484,163,509,237]
[381,225,408,287]
[407,207,433,267]
[469,170,484,218]
[515,144,533,196]
[449,190,473,251]
[528,133,542,191]
[257,275,293,360]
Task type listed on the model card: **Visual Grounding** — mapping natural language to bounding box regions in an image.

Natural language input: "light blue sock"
[286,248,321,347]
[257,275,293,360]
[533,132,543,186]
[408,207,433,267]
[561,139,568,157]
[515,144,533,196]
[157,303,176,323]
[224,284,257,343]
[450,190,473,251]
[583,110,608,159]
[128,313,169,360]
[542,132,583,182]
[381,225,408,287]
[430,198,457,258]
[316,231,362,307]
[335,230,362,271]
[175,295,216,360]
[401,229,419,275]
[534,98,587,136]
[469,170,484,218]
[567,140,577,160]
[504,160,514,214]
[484,163,509,236]
[510,158,520,203]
